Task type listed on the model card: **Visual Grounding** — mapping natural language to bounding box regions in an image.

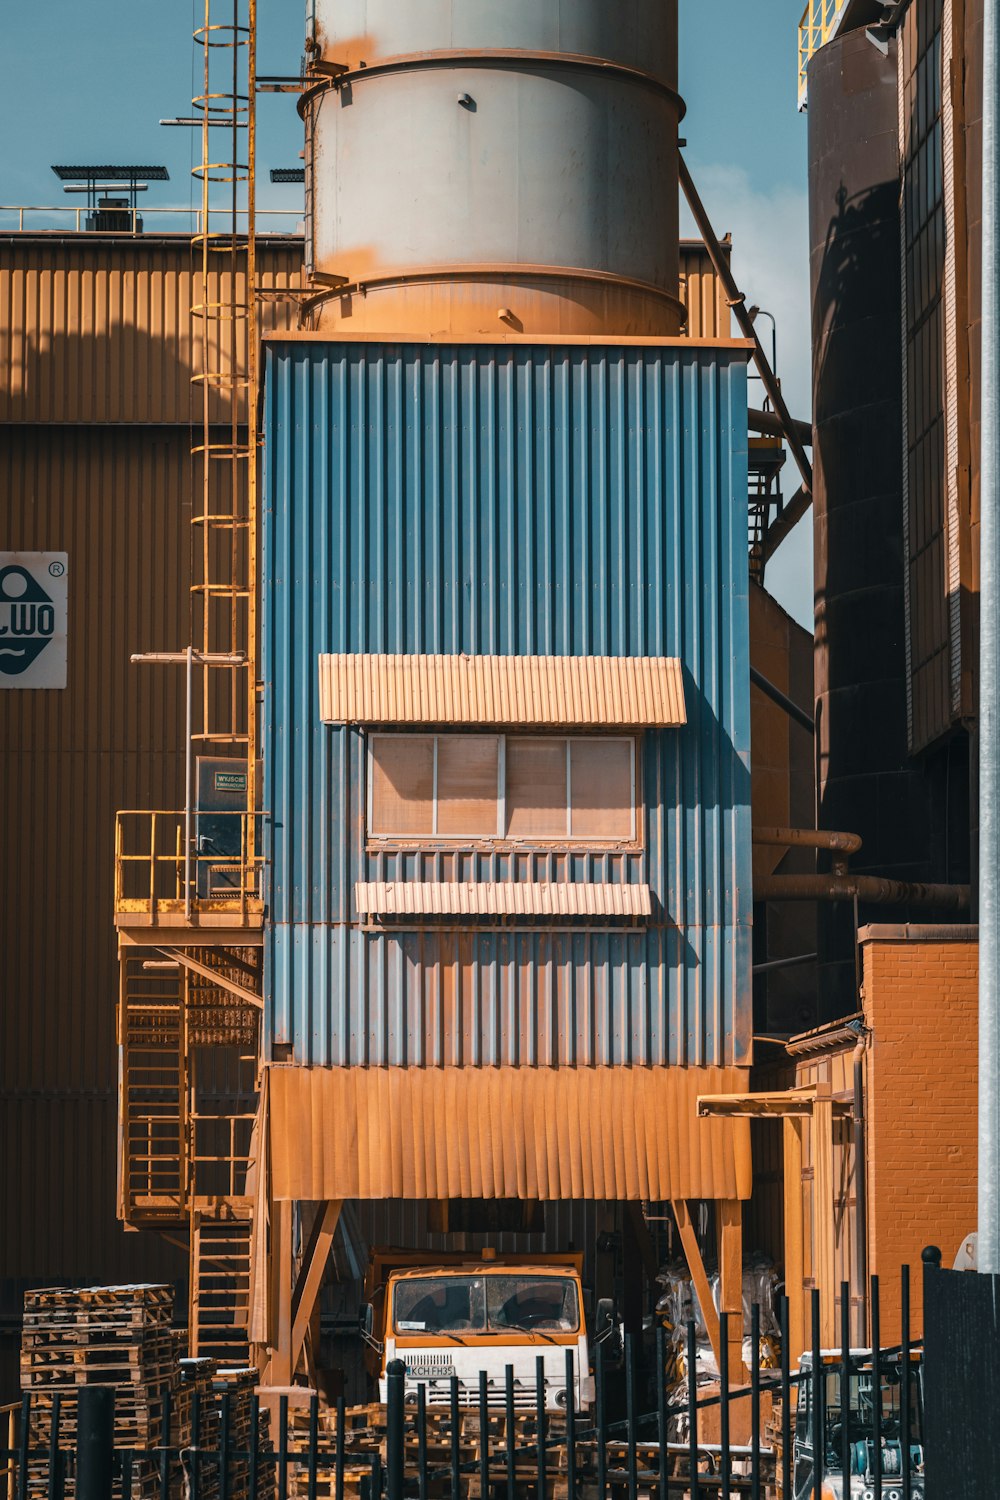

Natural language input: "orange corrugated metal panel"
[354,881,652,918]
[0,237,305,425]
[678,241,731,341]
[318,654,687,727]
[267,1065,752,1201]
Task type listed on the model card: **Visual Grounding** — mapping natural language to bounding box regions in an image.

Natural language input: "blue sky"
[0,1,813,625]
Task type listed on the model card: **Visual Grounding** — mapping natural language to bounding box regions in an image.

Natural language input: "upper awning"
[355,881,652,919]
[318,653,686,728]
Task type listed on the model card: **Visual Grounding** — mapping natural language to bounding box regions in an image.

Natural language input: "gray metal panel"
[261,339,752,1069]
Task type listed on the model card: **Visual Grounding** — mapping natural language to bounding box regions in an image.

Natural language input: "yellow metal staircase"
[190,1203,253,1363]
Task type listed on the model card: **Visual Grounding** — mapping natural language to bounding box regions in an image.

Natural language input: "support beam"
[763,483,812,561]
[813,1096,837,1347]
[270,1199,295,1387]
[156,946,263,1009]
[671,1199,722,1374]
[290,1200,343,1377]
[717,1200,744,1382]
[783,1117,806,1364]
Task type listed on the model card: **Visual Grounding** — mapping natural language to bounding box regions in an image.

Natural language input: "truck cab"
[361,1250,604,1412]
[793,1350,924,1500]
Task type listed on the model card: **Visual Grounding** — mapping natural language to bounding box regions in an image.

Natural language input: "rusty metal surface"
[266,1064,752,1202]
[0,238,305,424]
[0,425,194,1295]
[354,881,653,918]
[262,339,752,1069]
[305,0,680,337]
[318,653,686,728]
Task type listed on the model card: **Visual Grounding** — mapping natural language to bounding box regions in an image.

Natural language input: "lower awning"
[267,1065,751,1202]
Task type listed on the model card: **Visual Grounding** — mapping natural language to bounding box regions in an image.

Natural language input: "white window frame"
[366,732,639,847]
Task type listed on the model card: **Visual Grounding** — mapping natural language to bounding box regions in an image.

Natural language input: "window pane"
[505,738,567,837]
[370,736,433,836]
[570,739,633,839]
[437,735,499,835]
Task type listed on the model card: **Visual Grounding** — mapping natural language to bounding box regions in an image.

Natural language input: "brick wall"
[861,931,978,1339]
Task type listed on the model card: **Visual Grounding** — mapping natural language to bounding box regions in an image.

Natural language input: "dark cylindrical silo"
[810,30,940,1012]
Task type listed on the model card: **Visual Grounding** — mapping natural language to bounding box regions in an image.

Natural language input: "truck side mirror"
[596,1298,615,1339]
[360,1303,374,1338]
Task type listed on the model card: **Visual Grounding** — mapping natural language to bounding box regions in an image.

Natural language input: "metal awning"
[319,653,686,727]
[355,880,652,919]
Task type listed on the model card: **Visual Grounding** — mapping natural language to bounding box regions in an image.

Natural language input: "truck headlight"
[553,1388,568,1408]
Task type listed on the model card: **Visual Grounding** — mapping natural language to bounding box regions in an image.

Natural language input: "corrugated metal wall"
[0,237,305,424]
[0,235,308,1397]
[262,338,752,1070]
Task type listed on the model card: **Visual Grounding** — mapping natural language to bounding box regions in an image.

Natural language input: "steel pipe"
[755,874,971,910]
[981,0,1000,1273]
[748,407,813,447]
[749,665,815,733]
[753,826,862,855]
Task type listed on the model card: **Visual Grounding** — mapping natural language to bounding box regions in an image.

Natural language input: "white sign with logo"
[0,552,68,689]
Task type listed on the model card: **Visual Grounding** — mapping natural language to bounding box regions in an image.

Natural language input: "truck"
[792,1349,924,1500]
[359,1249,615,1412]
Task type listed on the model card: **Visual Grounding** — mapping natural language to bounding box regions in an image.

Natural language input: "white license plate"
[407,1363,456,1380]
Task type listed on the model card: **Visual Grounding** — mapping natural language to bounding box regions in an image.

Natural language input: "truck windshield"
[393,1276,579,1335]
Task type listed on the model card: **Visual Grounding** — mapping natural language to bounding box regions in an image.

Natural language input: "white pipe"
[980,0,1000,1274]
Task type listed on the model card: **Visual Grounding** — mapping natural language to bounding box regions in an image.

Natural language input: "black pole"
[46,1392,61,1500]
[901,1264,912,1500]
[160,1386,173,1500]
[625,1332,637,1500]
[871,1275,882,1495]
[750,1302,760,1500]
[564,1347,577,1500]
[719,1312,730,1500]
[504,1365,516,1500]
[839,1283,851,1491]
[478,1369,490,1500]
[595,1336,607,1500]
[277,1393,288,1500]
[656,1324,668,1500]
[416,1382,428,1500]
[810,1287,822,1500]
[334,1396,345,1500]
[779,1296,791,1500]
[686,1318,699,1500]
[220,1391,231,1500]
[17,1394,30,1500]
[450,1375,461,1500]
[386,1359,406,1500]
[76,1387,114,1500]
[535,1354,547,1500]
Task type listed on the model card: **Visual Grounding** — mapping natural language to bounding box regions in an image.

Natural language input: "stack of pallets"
[214,1367,273,1500]
[21,1285,180,1499]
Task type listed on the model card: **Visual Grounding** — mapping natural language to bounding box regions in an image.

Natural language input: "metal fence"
[2,1266,934,1500]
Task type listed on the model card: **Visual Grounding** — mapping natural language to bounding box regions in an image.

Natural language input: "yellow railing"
[798,0,852,106]
[114,810,264,924]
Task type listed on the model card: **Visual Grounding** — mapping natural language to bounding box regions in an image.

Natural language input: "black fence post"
[750,1301,760,1500]
[870,1275,882,1495]
[595,1336,607,1500]
[778,1296,791,1500]
[718,1312,730,1500]
[901,1264,912,1500]
[76,1387,114,1500]
[385,1359,406,1500]
[686,1318,699,1500]
[810,1286,822,1500]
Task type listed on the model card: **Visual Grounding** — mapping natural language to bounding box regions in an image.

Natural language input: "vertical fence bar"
[17,1395,29,1500]
[76,1389,114,1500]
[870,1276,882,1494]
[191,1389,202,1500]
[504,1366,515,1500]
[810,1288,822,1500]
[901,1264,912,1500]
[277,1394,288,1500]
[160,1386,173,1500]
[45,1394,60,1500]
[535,1354,547,1500]
[625,1332,637,1500]
[565,1347,577,1500]
[220,1392,231,1500]
[121,1447,134,1500]
[750,1302,760,1500]
[307,1394,319,1500]
[416,1384,428,1500]
[249,1396,259,1500]
[595,1338,607,1500]
[839,1284,851,1491]
[450,1376,461,1500]
[386,1360,404,1500]
[656,1324,668,1500]
[719,1312,730,1500]
[779,1297,791,1500]
[478,1370,489,1500]
[334,1397,344,1500]
[686,1318,699,1500]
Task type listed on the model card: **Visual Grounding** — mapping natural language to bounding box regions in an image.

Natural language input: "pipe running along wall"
[303,0,683,336]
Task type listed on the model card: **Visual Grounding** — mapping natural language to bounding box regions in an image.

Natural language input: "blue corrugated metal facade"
[262,339,751,1069]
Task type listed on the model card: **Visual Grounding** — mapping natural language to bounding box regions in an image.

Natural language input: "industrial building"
[0,0,990,1456]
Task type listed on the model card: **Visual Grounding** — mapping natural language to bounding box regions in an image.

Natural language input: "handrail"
[0,204,300,234]
[797,0,852,108]
[115,809,265,923]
